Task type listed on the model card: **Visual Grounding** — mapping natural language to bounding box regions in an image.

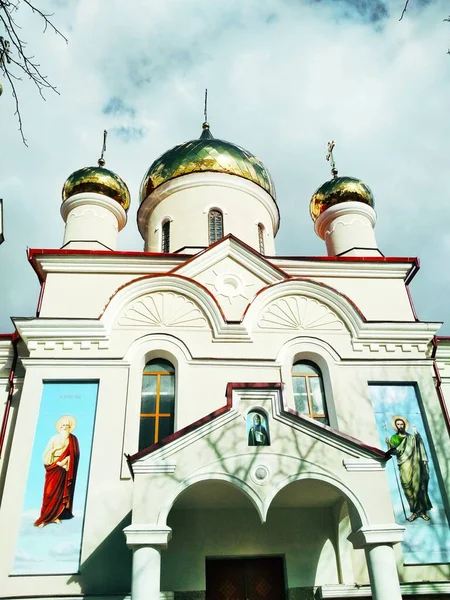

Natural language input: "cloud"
[1,0,450,335]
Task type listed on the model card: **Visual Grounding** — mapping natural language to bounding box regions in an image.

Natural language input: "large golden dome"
[62,166,131,211]
[140,125,276,203]
[310,176,374,222]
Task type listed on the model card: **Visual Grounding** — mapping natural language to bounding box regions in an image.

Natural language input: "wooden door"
[206,557,285,600]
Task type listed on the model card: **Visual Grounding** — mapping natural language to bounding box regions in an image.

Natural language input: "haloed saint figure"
[34,415,80,528]
[386,416,432,522]
[247,412,270,446]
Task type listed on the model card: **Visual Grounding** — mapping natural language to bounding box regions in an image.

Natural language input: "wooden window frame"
[140,365,175,447]
[292,362,328,422]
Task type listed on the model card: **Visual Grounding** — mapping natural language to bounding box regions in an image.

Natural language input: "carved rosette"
[258,296,344,331]
[119,292,208,328]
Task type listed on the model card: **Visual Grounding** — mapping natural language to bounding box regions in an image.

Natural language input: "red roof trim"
[27,247,192,282]
[129,381,386,467]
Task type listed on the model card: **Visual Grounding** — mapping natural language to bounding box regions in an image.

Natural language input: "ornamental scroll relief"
[258,296,344,331]
[118,292,208,328]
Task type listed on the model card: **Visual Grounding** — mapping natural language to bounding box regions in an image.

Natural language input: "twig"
[399,0,410,21]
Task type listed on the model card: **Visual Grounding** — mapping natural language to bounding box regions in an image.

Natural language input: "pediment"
[130,384,385,473]
[172,236,287,321]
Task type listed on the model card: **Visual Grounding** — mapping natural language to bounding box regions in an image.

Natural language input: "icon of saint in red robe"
[34,415,80,528]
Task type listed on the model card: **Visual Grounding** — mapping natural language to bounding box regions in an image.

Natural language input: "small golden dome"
[310,176,374,222]
[62,166,131,211]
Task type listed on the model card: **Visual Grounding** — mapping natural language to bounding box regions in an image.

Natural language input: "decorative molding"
[348,524,405,549]
[343,459,385,472]
[325,216,372,237]
[315,202,376,241]
[258,296,344,331]
[119,292,208,329]
[123,524,172,548]
[251,464,270,485]
[318,582,450,598]
[132,463,177,474]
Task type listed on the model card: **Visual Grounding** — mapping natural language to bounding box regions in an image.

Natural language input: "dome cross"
[326,140,338,178]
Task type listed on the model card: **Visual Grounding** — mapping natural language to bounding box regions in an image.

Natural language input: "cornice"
[272,259,413,280]
[318,582,450,598]
[32,253,185,278]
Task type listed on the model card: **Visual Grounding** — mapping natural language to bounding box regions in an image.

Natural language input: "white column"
[61,192,127,250]
[349,524,404,600]
[315,202,381,257]
[124,524,172,600]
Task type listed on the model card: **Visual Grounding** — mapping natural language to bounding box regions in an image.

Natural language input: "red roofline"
[27,245,419,283]
[27,247,193,282]
[128,382,386,469]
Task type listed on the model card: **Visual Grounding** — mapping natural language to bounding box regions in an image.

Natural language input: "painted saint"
[385,415,432,522]
[34,415,80,528]
[247,412,270,446]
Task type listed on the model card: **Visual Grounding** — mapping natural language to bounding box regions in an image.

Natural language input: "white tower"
[310,143,381,257]
[138,123,279,255]
[60,142,130,251]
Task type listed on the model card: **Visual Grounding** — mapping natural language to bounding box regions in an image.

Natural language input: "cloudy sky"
[1,0,449,333]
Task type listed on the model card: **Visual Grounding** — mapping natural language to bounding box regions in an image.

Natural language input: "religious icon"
[34,415,80,528]
[247,411,270,446]
[385,415,432,522]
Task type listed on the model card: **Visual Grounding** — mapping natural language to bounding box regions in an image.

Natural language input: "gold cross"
[98,130,107,167]
[326,140,338,178]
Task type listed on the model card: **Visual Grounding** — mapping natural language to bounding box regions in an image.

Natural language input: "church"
[0,118,449,600]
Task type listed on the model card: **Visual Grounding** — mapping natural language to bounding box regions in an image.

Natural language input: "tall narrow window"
[208,209,223,245]
[161,220,171,253]
[258,223,265,254]
[139,358,175,450]
[292,361,328,425]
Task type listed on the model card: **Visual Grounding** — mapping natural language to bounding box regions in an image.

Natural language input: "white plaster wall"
[39,273,138,318]
[313,277,415,321]
[139,173,277,254]
[162,507,339,591]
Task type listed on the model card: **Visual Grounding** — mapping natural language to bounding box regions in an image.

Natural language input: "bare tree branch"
[0,0,67,145]
[399,0,411,22]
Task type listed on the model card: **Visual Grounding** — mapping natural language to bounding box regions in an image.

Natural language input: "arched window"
[161,220,171,253]
[139,358,175,450]
[258,223,265,254]
[292,361,328,425]
[208,209,223,245]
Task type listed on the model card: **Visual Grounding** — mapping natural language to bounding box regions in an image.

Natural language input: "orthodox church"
[0,117,449,600]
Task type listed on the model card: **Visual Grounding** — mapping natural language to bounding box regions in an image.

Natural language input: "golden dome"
[140,125,276,204]
[310,176,374,222]
[62,166,131,211]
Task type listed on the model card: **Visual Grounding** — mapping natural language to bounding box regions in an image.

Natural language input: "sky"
[1,0,450,332]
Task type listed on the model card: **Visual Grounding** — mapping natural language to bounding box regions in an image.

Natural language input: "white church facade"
[0,123,449,600]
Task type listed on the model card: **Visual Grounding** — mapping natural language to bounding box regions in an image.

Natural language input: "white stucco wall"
[163,507,339,591]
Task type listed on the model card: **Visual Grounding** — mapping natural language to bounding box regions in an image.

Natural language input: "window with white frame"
[208,209,223,245]
[161,220,171,253]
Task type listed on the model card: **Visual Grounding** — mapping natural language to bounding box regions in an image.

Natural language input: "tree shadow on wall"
[67,512,132,596]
